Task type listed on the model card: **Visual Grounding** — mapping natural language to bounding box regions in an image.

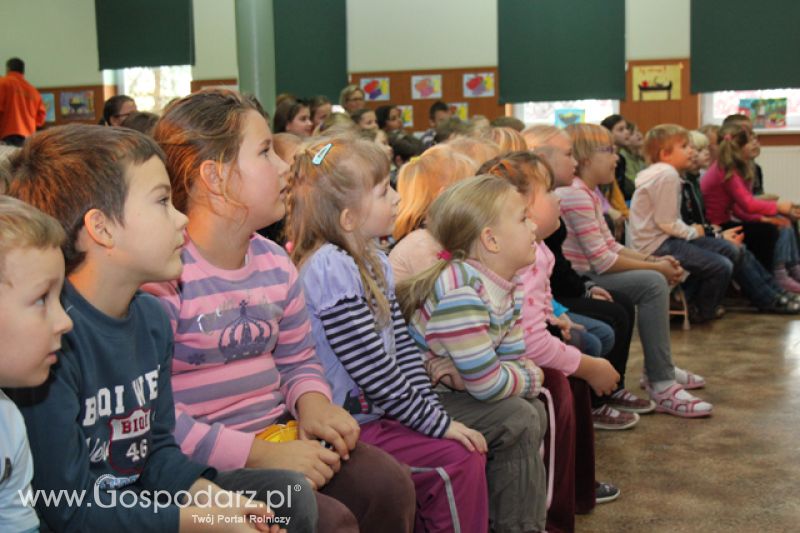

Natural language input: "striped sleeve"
[560,188,620,274]
[276,261,333,418]
[319,296,450,437]
[425,285,540,402]
[390,299,444,410]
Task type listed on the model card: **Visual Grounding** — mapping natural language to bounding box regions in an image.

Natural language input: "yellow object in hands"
[256,420,299,442]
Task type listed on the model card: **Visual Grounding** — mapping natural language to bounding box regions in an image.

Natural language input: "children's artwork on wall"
[60,91,95,119]
[738,98,787,128]
[449,102,469,121]
[397,105,414,128]
[360,77,390,101]
[411,75,442,100]
[555,108,585,128]
[631,63,682,101]
[41,92,56,123]
[463,73,495,98]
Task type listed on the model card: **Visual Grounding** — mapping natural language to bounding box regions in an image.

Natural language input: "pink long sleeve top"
[519,244,582,376]
[700,162,777,225]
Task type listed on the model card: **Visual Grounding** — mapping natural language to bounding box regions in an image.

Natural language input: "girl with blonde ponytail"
[401,175,550,532]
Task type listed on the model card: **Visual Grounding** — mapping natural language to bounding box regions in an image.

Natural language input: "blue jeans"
[775,226,800,266]
[654,237,733,320]
[567,312,614,357]
[691,236,783,309]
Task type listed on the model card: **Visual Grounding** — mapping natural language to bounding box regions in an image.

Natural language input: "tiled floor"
[575,309,800,533]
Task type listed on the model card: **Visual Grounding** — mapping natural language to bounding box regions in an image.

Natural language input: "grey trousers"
[587,269,676,382]
[439,391,547,533]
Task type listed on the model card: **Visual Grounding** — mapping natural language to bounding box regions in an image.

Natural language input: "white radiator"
[757,146,800,200]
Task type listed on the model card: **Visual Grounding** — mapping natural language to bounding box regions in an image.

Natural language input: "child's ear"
[198,160,226,196]
[81,208,115,249]
[479,226,500,254]
[339,207,357,233]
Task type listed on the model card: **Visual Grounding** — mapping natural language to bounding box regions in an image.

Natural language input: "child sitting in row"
[557,123,712,418]
[146,89,416,532]
[400,175,550,533]
[6,124,304,531]
[288,136,489,532]
[0,196,72,533]
[629,124,733,323]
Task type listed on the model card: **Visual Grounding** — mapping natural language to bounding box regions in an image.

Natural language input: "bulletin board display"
[350,67,505,132]
[36,84,112,126]
[620,59,699,133]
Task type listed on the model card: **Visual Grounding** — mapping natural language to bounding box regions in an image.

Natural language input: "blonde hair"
[566,123,613,175]
[396,175,516,319]
[273,133,303,164]
[393,145,478,241]
[643,124,689,164]
[287,135,392,324]
[0,196,65,282]
[339,85,365,108]
[489,127,527,154]
[479,151,554,196]
[688,130,709,150]
[445,137,501,168]
[522,125,567,150]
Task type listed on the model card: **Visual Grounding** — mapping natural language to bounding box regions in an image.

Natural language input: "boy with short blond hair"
[629,124,733,323]
[0,196,72,533]
[5,124,313,531]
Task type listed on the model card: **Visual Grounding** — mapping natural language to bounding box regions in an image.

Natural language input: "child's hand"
[588,286,613,301]
[721,226,744,246]
[584,357,619,397]
[656,259,684,285]
[296,392,360,459]
[444,420,488,453]
[762,215,791,227]
[776,200,794,216]
[247,439,341,490]
[425,357,466,391]
[691,224,706,238]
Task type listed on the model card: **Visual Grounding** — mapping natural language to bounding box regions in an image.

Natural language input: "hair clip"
[312,143,333,165]
[436,249,453,261]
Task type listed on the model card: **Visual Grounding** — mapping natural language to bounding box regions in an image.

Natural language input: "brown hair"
[153,88,263,214]
[6,124,164,274]
[0,196,65,282]
[445,137,501,167]
[717,122,755,182]
[396,175,516,319]
[393,145,477,241]
[479,151,554,196]
[287,135,392,324]
[121,111,159,135]
[643,124,689,164]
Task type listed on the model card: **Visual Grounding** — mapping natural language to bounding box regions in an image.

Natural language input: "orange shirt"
[0,72,46,138]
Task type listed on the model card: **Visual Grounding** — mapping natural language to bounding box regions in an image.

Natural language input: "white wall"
[0,0,101,87]
[192,0,238,80]
[626,0,690,60]
[346,0,497,72]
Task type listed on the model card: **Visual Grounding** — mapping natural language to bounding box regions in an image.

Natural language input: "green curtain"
[273,0,347,101]
[691,0,800,92]
[498,0,625,103]
[95,0,195,70]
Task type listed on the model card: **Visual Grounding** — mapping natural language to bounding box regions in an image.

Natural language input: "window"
[701,89,800,130]
[116,66,193,113]
[514,99,619,127]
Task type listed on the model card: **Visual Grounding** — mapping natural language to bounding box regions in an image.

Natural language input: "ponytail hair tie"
[436,249,453,261]
[723,134,733,142]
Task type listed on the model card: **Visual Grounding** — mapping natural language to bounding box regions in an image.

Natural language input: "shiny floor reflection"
[576,310,800,533]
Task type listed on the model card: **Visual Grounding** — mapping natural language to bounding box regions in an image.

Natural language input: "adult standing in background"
[0,58,45,146]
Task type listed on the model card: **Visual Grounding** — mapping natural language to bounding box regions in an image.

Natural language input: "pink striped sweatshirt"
[143,234,332,471]
[555,178,624,274]
[519,245,582,375]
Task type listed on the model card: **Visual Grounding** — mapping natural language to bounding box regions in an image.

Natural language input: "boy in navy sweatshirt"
[5,125,314,532]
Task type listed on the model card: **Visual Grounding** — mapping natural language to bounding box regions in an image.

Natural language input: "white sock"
[674,367,703,385]
[651,379,712,412]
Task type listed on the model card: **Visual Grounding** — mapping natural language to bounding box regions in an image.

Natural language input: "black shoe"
[761,297,800,314]
[596,481,620,503]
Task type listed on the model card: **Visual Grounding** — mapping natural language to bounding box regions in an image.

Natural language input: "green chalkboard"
[498,0,625,103]
[95,0,194,70]
[691,0,800,93]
